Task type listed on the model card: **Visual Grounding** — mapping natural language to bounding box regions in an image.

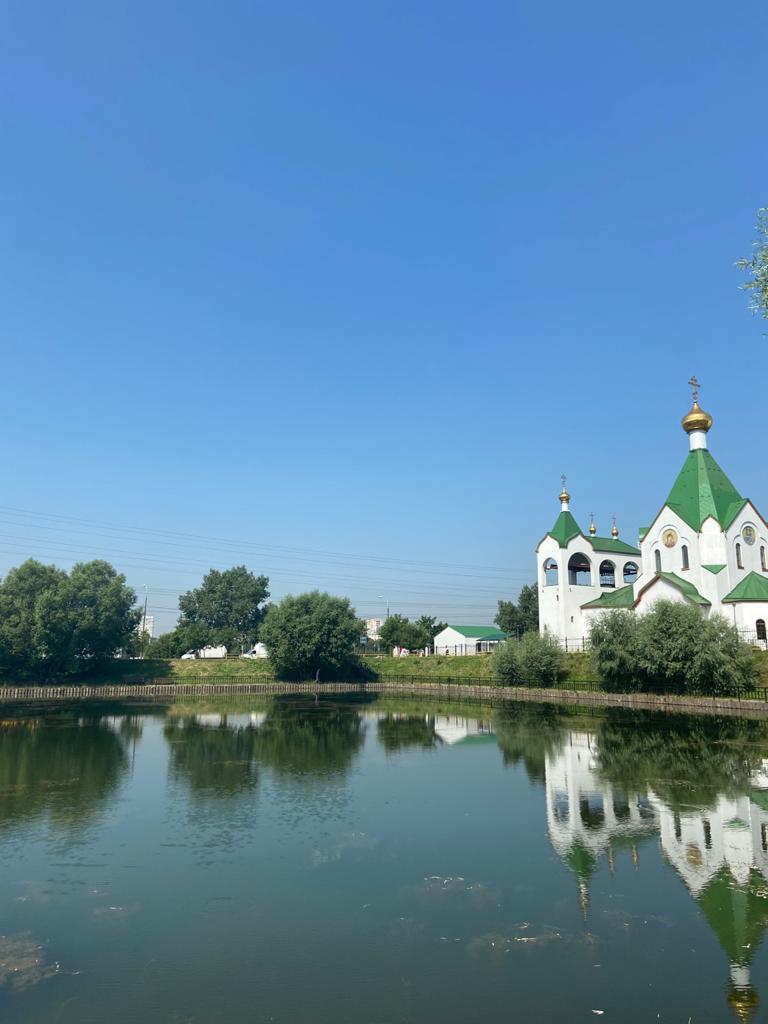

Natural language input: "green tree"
[177,566,270,652]
[588,610,644,692]
[737,207,768,321]
[0,559,139,681]
[495,584,539,637]
[589,602,755,696]
[259,591,363,680]
[414,615,448,647]
[0,560,66,680]
[379,614,447,651]
[35,561,140,678]
[492,631,562,686]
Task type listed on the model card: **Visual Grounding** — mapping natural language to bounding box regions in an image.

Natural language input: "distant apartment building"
[364,617,384,640]
[138,614,155,639]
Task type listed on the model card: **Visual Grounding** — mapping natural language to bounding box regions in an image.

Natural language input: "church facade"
[537,381,768,645]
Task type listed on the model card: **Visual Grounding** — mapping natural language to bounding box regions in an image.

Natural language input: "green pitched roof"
[547,510,582,547]
[664,449,746,531]
[703,564,727,575]
[587,536,641,556]
[655,572,711,606]
[722,572,768,603]
[448,625,507,639]
[581,585,636,610]
[697,867,768,967]
[638,527,649,540]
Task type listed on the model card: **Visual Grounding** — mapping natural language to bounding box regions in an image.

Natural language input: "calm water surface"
[0,695,767,1023]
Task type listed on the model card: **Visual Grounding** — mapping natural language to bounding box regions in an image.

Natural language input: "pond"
[0,695,767,1023]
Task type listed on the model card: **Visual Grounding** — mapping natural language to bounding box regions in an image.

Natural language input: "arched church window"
[681,545,689,570]
[654,549,661,573]
[623,561,639,584]
[736,543,743,570]
[761,546,767,572]
[543,558,559,586]
[568,553,592,586]
[757,619,767,641]
[599,560,616,588]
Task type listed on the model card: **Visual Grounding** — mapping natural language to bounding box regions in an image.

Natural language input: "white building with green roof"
[537,381,768,644]
[433,624,507,656]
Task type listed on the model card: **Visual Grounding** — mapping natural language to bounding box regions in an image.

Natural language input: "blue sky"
[1,0,765,632]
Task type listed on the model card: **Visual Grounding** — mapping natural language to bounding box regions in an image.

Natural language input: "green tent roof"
[581,585,636,610]
[587,536,641,556]
[448,625,507,639]
[652,572,711,606]
[722,572,768,603]
[547,510,582,547]
[703,564,727,575]
[697,867,768,967]
[664,449,746,531]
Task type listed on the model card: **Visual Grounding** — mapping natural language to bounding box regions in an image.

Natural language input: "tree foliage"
[259,591,363,680]
[0,559,140,681]
[495,584,539,637]
[491,631,563,686]
[589,603,755,696]
[177,566,270,652]
[379,614,447,651]
[737,207,768,321]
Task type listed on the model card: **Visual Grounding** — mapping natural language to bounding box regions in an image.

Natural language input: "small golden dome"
[727,984,759,1024]
[588,514,596,536]
[559,474,570,505]
[682,375,713,434]
[611,516,619,538]
[682,399,713,434]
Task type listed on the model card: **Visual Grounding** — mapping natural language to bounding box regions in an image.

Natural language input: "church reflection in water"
[543,727,768,1023]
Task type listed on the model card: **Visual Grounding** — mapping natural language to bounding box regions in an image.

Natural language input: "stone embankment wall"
[1,679,767,718]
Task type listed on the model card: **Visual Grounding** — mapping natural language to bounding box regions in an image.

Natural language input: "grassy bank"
[362,651,599,684]
[31,646,768,689]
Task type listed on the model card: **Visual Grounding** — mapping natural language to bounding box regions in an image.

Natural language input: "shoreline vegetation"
[1,652,768,718]
[12,647,763,687]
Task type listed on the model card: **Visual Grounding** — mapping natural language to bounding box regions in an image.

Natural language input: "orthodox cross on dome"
[559,474,571,510]
[611,515,619,538]
[588,512,596,536]
[688,375,700,403]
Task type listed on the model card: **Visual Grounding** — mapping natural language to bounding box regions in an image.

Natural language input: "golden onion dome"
[588,514,597,536]
[682,376,713,433]
[682,399,713,434]
[559,475,570,505]
[727,984,759,1024]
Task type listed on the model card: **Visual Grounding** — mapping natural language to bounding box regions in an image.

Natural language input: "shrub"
[491,640,522,685]
[492,632,563,687]
[589,602,756,697]
[589,611,644,692]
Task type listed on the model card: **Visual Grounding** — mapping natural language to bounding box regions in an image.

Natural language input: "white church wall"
[726,504,768,579]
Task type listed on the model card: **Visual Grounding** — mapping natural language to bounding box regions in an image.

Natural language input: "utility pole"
[142,585,148,658]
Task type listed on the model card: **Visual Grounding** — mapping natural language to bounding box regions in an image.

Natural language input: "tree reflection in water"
[0,710,133,832]
[377,714,438,753]
[253,697,366,777]
[164,714,261,796]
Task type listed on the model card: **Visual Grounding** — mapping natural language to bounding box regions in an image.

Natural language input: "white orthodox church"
[538,380,768,644]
